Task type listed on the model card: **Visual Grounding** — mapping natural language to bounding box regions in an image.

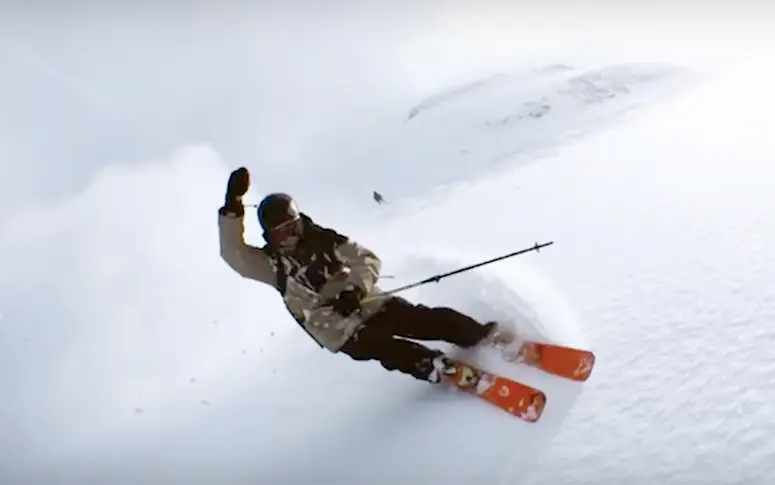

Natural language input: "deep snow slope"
[517,60,775,485]
[2,57,773,485]
[342,62,699,205]
[376,59,775,484]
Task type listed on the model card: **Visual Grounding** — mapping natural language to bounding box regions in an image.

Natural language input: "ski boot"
[480,321,519,348]
[431,354,481,389]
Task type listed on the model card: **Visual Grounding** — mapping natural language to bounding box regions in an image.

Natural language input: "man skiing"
[218,167,513,385]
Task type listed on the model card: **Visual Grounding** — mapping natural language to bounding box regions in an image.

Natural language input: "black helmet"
[257,192,300,232]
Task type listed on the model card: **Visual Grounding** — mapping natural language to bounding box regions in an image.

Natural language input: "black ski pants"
[339,296,490,382]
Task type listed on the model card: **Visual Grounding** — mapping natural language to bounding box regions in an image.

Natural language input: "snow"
[336,61,703,206]
[2,14,775,485]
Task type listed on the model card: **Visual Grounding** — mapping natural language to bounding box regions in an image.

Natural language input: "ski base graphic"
[502,341,595,382]
[445,360,546,423]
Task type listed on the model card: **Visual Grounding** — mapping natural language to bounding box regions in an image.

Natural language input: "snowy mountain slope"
[350,62,700,204]
[517,60,775,485]
[377,58,775,484]
[407,62,669,121]
[2,55,773,485]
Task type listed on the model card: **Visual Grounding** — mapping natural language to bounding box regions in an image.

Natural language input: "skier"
[218,167,513,384]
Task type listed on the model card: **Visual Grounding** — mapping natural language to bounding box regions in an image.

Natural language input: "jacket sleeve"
[334,239,382,295]
[218,212,277,287]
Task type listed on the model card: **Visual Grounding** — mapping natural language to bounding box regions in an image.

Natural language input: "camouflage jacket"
[218,210,387,352]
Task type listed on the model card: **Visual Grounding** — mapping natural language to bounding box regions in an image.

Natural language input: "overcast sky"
[0,1,773,482]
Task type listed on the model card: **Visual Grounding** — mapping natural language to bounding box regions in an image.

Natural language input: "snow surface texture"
[336,62,700,206]
[2,53,775,485]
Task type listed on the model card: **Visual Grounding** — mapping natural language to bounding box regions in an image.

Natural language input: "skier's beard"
[277,235,300,253]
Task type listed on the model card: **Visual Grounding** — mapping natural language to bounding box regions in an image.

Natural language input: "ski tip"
[573,351,596,382]
[522,391,547,423]
[498,389,546,423]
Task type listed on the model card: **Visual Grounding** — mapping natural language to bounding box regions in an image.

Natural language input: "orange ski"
[445,361,546,423]
[504,341,595,382]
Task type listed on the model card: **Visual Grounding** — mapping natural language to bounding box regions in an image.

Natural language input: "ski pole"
[363,241,554,303]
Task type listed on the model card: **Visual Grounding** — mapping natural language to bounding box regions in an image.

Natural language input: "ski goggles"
[266,217,302,246]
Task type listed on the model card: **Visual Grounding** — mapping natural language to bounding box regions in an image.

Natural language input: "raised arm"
[218,212,277,286]
[218,167,277,287]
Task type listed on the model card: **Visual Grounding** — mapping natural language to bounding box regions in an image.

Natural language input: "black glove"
[220,167,250,217]
[330,287,364,317]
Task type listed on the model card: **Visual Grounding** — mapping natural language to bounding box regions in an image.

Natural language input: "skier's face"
[269,217,302,251]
